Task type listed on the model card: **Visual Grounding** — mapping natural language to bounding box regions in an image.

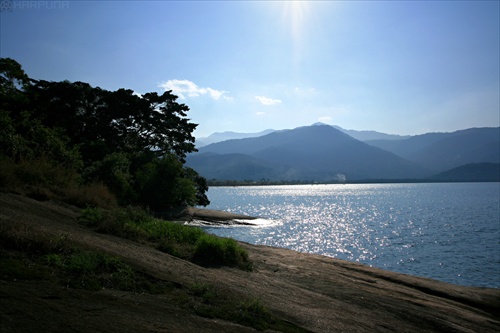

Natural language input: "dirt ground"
[1,192,499,332]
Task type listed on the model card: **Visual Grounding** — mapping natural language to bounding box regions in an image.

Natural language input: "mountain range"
[187,124,500,182]
[195,129,275,147]
[195,123,409,147]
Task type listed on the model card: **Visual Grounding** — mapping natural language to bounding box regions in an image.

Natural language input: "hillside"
[188,125,500,182]
[1,192,499,332]
[429,163,500,182]
[196,129,275,147]
[188,125,429,181]
[195,124,410,147]
[367,127,500,172]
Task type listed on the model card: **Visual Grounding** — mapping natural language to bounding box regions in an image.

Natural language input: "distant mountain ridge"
[188,125,430,181]
[366,127,500,171]
[329,124,410,141]
[187,124,500,182]
[428,163,500,182]
[195,129,275,147]
[195,123,410,147]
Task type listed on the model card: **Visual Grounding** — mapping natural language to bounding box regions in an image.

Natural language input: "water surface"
[201,183,500,288]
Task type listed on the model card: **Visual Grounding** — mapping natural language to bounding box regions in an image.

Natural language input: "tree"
[184,167,210,206]
[0,59,81,167]
[0,57,30,96]
[0,58,209,209]
[26,82,198,163]
[135,154,197,210]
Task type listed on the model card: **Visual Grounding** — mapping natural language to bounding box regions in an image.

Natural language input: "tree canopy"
[0,58,209,210]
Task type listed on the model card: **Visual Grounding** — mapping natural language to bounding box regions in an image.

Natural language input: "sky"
[1,1,499,138]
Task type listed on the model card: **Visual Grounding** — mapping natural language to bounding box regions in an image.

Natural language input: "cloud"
[255,95,282,106]
[293,86,317,97]
[159,79,228,100]
[318,116,333,123]
[255,111,266,116]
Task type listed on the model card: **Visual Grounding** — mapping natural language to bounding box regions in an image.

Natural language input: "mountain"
[185,152,282,180]
[366,127,500,172]
[195,129,275,147]
[329,124,410,141]
[187,125,430,181]
[428,163,500,182]
[195,124,408,147]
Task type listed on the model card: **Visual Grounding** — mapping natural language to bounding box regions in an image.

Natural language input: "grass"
[0,157,117,208]
[78,206,253,271]
[0,221,170,293]
[0,218,309,332]
[192,234,251,270]
[0,161,305,332]
[185,283,310,332]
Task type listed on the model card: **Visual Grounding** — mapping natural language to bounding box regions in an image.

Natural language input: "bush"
[192,234,252,270]
[0,157,117,208]
[236,299,273,330]
[45,249,139,291]
[65,182,117,209]
[77,207,252,270]
[134,154,199,210]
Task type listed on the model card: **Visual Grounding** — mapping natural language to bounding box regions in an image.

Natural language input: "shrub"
[192,234,252,270]
[45,249,140,291]
[0,157,117,208]
[236,299,273,330]
[77,207,252,270]
[78,207,120,236]
[65,182,117,209]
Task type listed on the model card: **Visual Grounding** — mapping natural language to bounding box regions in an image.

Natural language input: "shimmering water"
[201,183,500,288]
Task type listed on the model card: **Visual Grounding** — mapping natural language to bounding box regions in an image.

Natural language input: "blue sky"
[1,1,499,138]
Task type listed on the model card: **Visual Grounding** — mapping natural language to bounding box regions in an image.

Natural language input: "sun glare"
[283,1,310,43]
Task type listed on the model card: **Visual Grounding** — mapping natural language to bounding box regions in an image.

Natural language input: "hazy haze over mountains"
[196,129,275,147]
[195,123,410,147]
[366,127,500,171]
[187,124,500,182]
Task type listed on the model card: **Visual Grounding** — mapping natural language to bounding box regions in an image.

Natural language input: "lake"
[199,183,500,288]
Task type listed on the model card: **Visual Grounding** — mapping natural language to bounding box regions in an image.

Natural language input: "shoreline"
[1,192,499,332]
[184,206,258,223]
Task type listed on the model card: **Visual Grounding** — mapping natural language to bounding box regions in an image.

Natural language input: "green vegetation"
[0,157,117,207]
[192,234,251,269]
[0,223,170,293]
[0,57,309,332]
[78,206,253,271]
[0,219,308,332]
[0,57,209,210]
[184,282,309,332]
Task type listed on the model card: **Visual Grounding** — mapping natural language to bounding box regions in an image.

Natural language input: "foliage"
[0,58,209,209]
[185,283,310,332]
[135,154,198,209]
[0,157,117,208]
[0,220,308,332]
[0,223,169,293]
[192,234,252,270]
[184,167,210,206]
[77,207,252,270]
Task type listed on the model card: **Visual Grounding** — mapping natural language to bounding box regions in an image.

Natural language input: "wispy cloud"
[318,116,333,123]
[255,95,282,106]
[293,86,317,97]
[159,79,228,100]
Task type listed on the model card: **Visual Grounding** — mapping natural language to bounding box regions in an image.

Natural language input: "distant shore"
[207,178,500,187]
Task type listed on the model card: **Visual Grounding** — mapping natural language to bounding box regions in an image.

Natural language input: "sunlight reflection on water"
[202,183,500,288]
